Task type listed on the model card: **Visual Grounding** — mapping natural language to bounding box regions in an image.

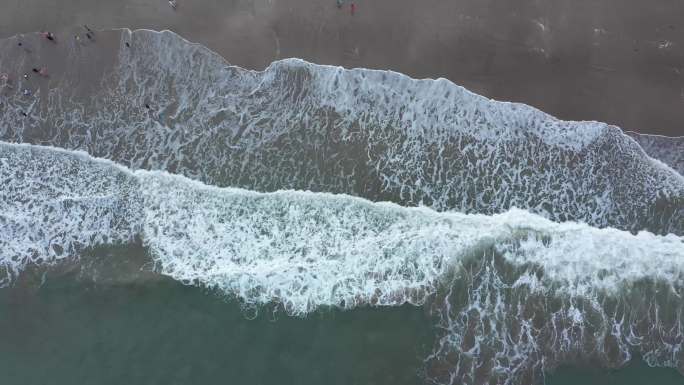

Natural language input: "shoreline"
[0,0,682,136]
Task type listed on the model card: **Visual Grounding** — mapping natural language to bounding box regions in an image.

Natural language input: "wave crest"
[1,142,683,382]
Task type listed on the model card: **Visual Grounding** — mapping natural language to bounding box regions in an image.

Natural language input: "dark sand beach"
[0,0,682,136]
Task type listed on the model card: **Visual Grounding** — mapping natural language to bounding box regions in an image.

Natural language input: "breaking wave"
[0,29,681,235]
[1,142,683,384]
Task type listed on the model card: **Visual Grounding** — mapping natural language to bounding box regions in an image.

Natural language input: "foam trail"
[1,142,683,384]
[2,141,681,308]
[0,29,681,235]
[140,172,684,314]
[626,132,684,176]
[0,143,142,285]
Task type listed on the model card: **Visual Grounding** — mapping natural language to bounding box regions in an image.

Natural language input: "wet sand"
[0,0,682,136]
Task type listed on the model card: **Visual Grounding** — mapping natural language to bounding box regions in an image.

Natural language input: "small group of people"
[39,31,56,42]
[31,67,49,77]
[1,72,30,117]
[6,24,158,118]
[74,25,96,43]
[336,0,356,15]
[1,29,64,117]
[3,25,156,120]
[0,73,12,92]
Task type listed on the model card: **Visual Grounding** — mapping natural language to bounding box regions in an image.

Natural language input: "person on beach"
[145,103,159,119]
[0,73,12,90]
[40,31,56,42]
[350,2,356,15]
[32,67,48,77]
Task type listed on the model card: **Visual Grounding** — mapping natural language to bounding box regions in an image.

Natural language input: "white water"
[0,29,681,235]
[626,131,684,176]
[2,142,682,316]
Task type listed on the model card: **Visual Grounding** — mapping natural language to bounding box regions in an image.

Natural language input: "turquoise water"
[0,284,431,385]
[0,248,433,385]
[549,360,683,385]
[1,249,681,385]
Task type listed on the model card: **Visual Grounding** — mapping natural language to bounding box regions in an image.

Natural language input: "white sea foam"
[1,141,682,309]
[140,171,684,313]
[0,29,681,235]
[2,142,683,383]
[0,143,142,285]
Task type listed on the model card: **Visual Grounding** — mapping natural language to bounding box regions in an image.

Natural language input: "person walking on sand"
[32,67,48,77]
[40,31,56,42]
[350,2,356,15]
[0,73,13,90]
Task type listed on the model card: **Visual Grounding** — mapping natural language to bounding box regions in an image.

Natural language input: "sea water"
[0,29,682,385]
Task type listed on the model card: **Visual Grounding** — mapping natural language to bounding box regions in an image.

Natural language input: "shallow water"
[1,246,683,385]
[1,250,681,385]
[0,250,433,385]
[549,360,683,385]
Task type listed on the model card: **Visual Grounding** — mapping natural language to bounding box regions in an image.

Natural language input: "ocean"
[0,29,682,385]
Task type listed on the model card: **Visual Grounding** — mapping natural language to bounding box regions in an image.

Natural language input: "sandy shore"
[0,0,682,135]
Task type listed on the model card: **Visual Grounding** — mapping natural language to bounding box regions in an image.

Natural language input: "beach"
[1,2,683,385]
[0,0,682,136]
